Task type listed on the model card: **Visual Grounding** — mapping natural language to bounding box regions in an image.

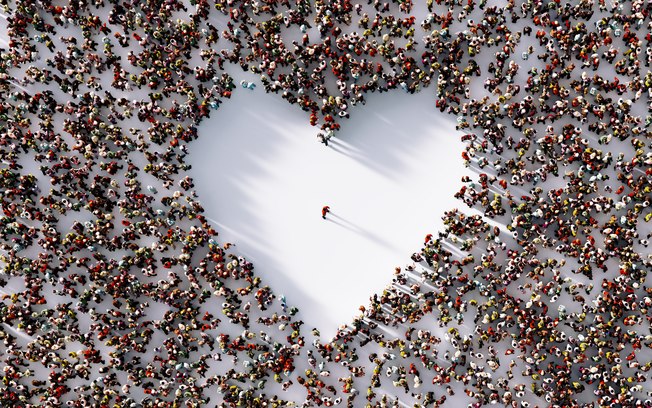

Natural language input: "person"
[322,206,330,219]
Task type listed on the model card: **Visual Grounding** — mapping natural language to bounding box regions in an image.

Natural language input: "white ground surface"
[190,83,471,339]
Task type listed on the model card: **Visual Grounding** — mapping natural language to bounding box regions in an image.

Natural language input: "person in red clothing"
[321,206,330,219]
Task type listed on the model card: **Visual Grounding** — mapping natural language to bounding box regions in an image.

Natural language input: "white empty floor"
[190,83,470,339]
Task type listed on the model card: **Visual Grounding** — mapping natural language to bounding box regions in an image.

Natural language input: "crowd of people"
[0,0,651,406]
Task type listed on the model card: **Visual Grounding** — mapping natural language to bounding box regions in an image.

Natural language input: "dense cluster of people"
[0,0,651,406]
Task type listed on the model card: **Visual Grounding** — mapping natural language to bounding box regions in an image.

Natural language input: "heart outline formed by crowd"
[0,0,651,406]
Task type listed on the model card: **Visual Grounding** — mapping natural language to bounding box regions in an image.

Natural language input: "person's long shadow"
[327,212,394,250]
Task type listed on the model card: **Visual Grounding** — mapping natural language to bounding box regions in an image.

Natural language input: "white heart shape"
[190,84,468,339]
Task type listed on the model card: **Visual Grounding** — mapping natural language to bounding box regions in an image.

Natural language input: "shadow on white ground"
[189,84,470,339]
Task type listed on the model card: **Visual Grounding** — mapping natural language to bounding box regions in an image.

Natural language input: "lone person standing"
[321,206,330,219]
